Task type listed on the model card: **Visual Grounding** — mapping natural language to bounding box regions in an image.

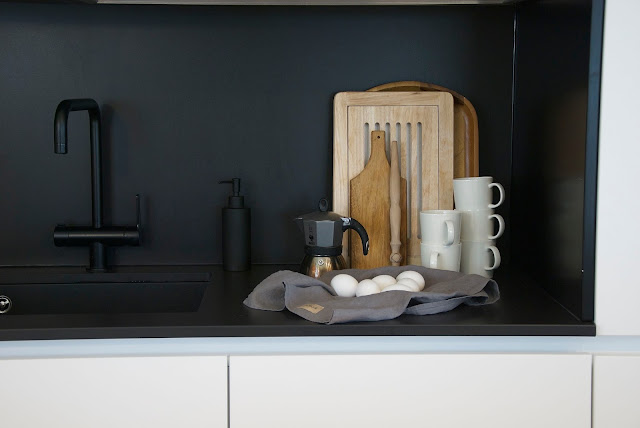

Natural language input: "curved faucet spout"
[54,98,101,155]
[54,98,105,271]
[53,98,102,229]
[53,98,141,272]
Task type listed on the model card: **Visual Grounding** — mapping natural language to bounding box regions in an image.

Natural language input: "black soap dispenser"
[219,178,251,271]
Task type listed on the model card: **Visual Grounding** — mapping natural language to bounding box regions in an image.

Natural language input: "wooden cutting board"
[367,81,479,179]
[334,91,455,266]
[349,131,407,270]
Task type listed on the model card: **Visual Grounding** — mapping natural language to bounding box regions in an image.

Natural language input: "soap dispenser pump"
[219,178,251,271]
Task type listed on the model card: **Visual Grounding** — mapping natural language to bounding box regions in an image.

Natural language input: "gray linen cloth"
[244,266,499,324]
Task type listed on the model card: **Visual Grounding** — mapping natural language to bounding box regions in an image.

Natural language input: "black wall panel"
[511,0,595,320]
[0,3,514,266]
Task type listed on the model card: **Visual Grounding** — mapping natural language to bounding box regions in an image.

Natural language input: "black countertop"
[0,265,595,341]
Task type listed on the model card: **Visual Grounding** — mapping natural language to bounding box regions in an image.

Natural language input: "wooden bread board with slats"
[334,91,455,267]
[367,81,480,179]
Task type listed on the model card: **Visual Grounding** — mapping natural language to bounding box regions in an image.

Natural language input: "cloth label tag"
[297,303,324,314]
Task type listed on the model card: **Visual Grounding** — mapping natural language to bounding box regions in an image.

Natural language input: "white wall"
[595,0,640,335]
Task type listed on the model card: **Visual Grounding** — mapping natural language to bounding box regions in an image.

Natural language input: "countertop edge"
[0,322,596,341]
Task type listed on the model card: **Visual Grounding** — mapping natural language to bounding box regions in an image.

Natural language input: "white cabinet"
[0,355,228,428]
[595,0,640,334]
[229,354,592,428]
[593,355,640,428]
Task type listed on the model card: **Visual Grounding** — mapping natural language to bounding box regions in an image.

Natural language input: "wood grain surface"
[389,140,402,266]
[334,91,453,267]
[349,131,389,269]
[349,131,406,269]
[367,80,479,179]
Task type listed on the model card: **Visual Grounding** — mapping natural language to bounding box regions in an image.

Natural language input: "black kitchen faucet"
[53,98,141,272]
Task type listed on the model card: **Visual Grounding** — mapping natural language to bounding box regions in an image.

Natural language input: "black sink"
[0,272,211,315]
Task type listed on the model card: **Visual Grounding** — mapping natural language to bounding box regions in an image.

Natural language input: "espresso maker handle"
[342,218,370,255]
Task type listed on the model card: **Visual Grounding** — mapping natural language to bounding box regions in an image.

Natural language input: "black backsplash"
[0,3,514,266]
[511,0,596,320]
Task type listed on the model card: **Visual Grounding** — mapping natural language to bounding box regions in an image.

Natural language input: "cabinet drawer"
[593,355,640,428]
[0,355,227,428]
[230,354,591,428]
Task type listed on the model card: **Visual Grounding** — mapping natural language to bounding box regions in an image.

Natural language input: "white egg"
[355,279,381,297]
[381,284,414,292]
[330,274,359,297]
[371,274,397,289]
[396,270,426,291]
[396,278,420,292]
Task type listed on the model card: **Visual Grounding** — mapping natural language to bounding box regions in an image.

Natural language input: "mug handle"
[488,182,505,209]
[485,245,501,271]
[444,220,455,246]
[488,214,505,240]
[430,251,439,269]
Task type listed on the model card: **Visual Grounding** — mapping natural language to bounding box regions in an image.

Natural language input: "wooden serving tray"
[334,91,455,266]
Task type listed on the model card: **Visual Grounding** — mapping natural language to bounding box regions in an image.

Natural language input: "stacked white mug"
[453,176,505,278]
[419,210,462,271]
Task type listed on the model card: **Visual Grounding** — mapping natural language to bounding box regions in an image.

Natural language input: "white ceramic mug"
[420,242,462,272]
[453,176,505,210]
[460,209,505,241]
[419,210,461,246]
[460,241,501,278]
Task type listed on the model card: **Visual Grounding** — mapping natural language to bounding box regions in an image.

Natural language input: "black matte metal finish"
[220,177,251,271]
[511,0,597,321]
[296,199,369,254]
[54,99,107,270]
[219,178,245,209]
[53,226,140,246]
[580,0,604,322]
[53,99,142,271]
[305,245,342,257]
[221,207,251,271]
[0,265,595,341]
[343,218,369,256]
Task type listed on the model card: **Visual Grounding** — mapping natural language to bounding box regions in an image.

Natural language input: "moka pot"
[295,198,369,279]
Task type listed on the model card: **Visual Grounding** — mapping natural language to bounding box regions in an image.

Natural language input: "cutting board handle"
[369,131,387,164]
